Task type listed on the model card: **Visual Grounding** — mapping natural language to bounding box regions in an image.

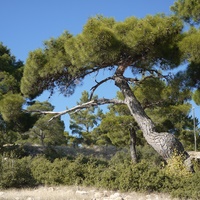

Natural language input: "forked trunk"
[114,68,194,172]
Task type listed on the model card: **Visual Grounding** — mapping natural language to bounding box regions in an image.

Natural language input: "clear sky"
[0,0,199,131]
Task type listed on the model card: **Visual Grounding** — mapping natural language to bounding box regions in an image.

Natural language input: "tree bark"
[39,129,45,147]
[129,127,137,163]
[114,66,194,172]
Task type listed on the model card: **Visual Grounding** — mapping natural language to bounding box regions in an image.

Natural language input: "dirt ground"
[0,186,178,200]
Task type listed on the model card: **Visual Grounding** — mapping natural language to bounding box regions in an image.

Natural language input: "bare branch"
[26,98,125,122]
[90,77,114,100]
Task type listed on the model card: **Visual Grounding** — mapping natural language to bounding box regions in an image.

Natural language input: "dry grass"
[0,186,81,200]
[0,186,176,200]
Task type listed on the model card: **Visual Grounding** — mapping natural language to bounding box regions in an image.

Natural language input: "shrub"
[0,156,36,188]
[137,165,170,193]
[0,149,200,200]
[44,145,63,161]
[164,152,192,178]
[160,155,200,199]
[49,158,70,185]
[30,156,52,185]
[169,170,200,200]
[83,156,108,187]
[96,166,119,190]
[63,155,89,185]
[115,159,168,192]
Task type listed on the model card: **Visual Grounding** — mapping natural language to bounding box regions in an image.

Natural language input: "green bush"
[114,159,168,192]
[49,158,70,185]
[63,155,88,185]
[0,156,36,188]
[82,156,108,187]
[164,153,192,177]
[136,165,169,192]
[44,146,64,161]
[96,166,119,190]
[31,157,71,185]
[169,170,200,199]
[0,150,200,200]
[30,156,52,185]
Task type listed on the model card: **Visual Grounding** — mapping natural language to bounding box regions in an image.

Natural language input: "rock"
[75,190,88,195]
[0,192,4,196]
[103,190,109,197]
[47,187,55,191]
[109,192,123,200]
[94,192,103,198]
[26,197,34,200]
[123,195,136,200]
[146,194,160,200]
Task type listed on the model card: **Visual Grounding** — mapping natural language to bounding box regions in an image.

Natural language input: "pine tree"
[69,91,104,146]
[26,101,66,146]
[0,43,30,147]
[21,14,194,171]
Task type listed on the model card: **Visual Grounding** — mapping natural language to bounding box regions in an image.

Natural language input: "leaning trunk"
[114,67,193,171]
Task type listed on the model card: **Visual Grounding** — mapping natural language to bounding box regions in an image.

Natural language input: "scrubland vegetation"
[0,145,200,199]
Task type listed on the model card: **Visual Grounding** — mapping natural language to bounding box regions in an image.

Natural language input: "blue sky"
[0,0,199,131]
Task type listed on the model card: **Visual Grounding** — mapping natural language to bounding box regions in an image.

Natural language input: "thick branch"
[27,98,125,121]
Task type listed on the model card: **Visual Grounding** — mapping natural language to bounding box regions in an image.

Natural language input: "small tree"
[26,101,66,146]
[69,91,104,146]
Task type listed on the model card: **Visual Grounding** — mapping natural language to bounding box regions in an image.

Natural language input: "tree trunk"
[114,67,194,172]
[129,127,137,163]
[39,129,45,147]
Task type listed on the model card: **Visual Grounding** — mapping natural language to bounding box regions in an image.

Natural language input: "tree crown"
[21,15,183,99]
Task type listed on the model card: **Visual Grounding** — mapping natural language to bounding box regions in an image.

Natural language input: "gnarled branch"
[26,98,125,122]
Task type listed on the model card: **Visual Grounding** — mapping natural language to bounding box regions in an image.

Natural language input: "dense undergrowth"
[0,145,200,199]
